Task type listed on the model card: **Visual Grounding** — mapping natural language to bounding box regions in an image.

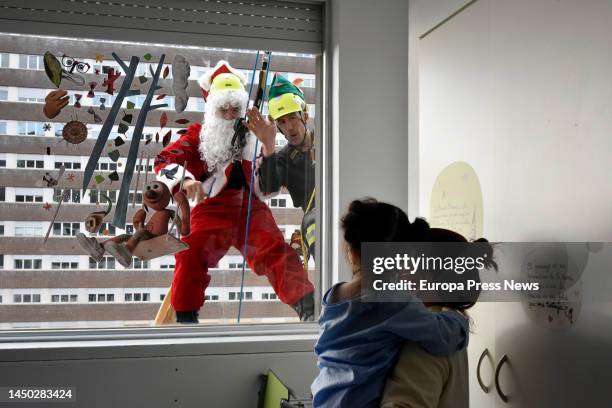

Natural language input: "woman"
[311,199,471,407]
[381,229,496,408]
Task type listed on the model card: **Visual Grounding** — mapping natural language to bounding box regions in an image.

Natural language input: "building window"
[269,198,287,208]
[125,292,150,302]
[51,294,78,303]
[89,256,115,269]
[13,293,41,303]
[96,162,118,171]
[135,164,153,172]
[54,189,81,204]
[0,121,6,134]
[0,53,8,68]
[18,54,43,70]
[128,192,143,204]
[88,293,115,302]
[53,222,80,236]
[16,193,43,203]
[0,187,4,202]
[228,291,252,301]
[55,161,81,170]
[95,223,116,236]
[17,159,44,169]
[51,262,79,270]
[204,294,219,301]
[0,89,7,101]
[0,225,4,235]
[132,258,149,269]
[89,190,116,204]
[14,258,43,269]
[15,223,43,237]
[17,88,46,103]
[17,121,46,136]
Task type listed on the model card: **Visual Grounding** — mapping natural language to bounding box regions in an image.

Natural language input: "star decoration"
[67,173,76,182]
[43,202,52,211]
[95,54,104,63]
[43,123,52,132]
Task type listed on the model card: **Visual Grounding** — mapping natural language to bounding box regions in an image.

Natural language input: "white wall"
[329,0,410,282]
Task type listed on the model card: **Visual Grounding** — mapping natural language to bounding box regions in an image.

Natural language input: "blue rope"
[237,51,272,323]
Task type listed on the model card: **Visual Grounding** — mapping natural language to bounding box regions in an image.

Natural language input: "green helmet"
[267,74,308,120]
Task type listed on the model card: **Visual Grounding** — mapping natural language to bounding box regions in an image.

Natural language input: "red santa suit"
[154,61,314,314]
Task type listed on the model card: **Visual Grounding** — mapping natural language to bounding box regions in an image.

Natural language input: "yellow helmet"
[268,92,308,120]
[210,72,244,94]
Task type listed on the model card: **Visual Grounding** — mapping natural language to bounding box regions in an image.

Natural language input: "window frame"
[0,18,328,346]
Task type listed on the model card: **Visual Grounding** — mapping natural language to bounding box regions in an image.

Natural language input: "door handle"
[476,348,491,393]
[495,354,509,403]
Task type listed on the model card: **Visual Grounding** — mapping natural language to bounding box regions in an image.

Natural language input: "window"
[15,223,43,237]
[125,292,150,302]
[0,187,4,202]
[0,89,7,101]
[51,262,79,269]
[0,31,320,329]
[228,291,252,301]
[19,54,43,70]
[0,160,5,167]
[51,293,78,303]
[96,162,118,171]
[54,189,81,204]
[55,161,81,170]
[128,192,143,204]
[17,121,46,136]
[53,222,80,237]
[0,53,8,68]
[261,292,278,300]
[17,159,44,169]
[88,293,115,302]
[269,198,287,208]
[0,225,4,235]
[14,293,41,303]
[132,258,149,269]
[17,88,46,103]
[15,188,44,203]
[89,257,115,270]
[14,259,43,269]
[89,190,116,204]
[96,223,116,236]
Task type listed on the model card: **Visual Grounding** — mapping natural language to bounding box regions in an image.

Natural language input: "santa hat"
[198,60,247,101]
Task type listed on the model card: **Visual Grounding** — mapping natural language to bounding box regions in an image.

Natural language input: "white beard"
[199,90,248,173]
[199,115,237,173]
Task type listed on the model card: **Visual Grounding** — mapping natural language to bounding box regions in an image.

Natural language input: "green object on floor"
[263,370,290,408]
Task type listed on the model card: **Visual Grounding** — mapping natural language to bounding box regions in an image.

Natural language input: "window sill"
[0,323,319,362]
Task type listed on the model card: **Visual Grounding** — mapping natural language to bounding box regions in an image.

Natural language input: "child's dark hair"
[341,198,430,257]
[341,198,497,312]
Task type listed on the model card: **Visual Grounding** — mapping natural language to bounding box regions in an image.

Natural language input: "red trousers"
[172,188,315,312]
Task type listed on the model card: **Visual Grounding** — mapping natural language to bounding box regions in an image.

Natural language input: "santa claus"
[154,60,315,323]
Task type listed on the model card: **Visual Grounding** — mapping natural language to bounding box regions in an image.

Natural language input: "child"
[311,199,470,407]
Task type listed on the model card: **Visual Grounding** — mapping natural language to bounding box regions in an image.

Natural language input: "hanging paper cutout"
[95,54,104,63]
[87,81,97,98]
[175,118,189,125]
[144,53,153,61]
[108,171,119,182]
[162,66,169,79]
[160,112,168,129]
[43,90,69,119]
[62,120,88,144]
[138,75,148,84]
[114,136,125,147]
[160,166,179,180]
[99,97,106,110]
[43,123,52,131]
[126,101,136,109]
[74,94,82,108]
[156,94,166,100]
[108,149,120,162]
[162,130,172,147]
[172,55,190,113]
[103,68,121,95]
[95,174,105,184]
[62,54,90,74]
[87,107,102,123]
